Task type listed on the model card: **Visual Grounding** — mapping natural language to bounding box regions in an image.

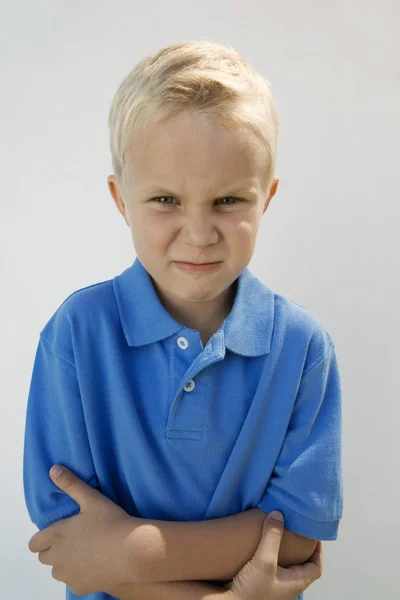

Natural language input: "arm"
[23,335,102,530]
[127,507,318,583]
[108,580,227,600]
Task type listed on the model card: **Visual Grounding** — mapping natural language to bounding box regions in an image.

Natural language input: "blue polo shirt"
[23,256,343,600]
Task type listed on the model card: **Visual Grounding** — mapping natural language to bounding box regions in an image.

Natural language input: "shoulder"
[39,277,115,363]
[273,290,336,372]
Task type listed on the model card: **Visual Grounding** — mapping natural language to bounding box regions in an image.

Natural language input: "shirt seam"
[301,341,334,378]
[257,498,341,523]
[40,334,76,369]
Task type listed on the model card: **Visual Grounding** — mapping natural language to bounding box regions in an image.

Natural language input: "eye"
[151,196,175,204]
[219,197,242,205]
[150,196,243,205]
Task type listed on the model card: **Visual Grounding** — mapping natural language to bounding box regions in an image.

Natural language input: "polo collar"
[112,257,274,357]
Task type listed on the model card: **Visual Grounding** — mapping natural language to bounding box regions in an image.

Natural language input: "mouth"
[174,261,222,272]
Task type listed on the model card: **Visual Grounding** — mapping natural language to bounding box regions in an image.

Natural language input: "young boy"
[23,40,343,600]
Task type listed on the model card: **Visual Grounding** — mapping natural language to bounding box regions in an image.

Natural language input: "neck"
[154,279,238,340]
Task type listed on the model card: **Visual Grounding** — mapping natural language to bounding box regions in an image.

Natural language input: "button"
[183,379,195,392]
[177,336,189,350]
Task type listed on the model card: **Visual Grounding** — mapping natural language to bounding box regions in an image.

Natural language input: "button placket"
[177,336,198,393]
[166,331,223,439]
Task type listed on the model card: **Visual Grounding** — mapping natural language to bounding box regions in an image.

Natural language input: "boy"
[23,40,343,600]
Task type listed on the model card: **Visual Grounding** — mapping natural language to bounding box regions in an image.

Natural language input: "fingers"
[285,540,323,589]
[38,548,53,566]
[28,532,51,554]
[309,540,324,571]
[276,539,323,598]
[252,512,285,571]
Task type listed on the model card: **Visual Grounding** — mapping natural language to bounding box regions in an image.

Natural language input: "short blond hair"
[108,39,279,193]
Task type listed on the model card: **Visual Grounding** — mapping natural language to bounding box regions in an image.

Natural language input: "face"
[108,109,279,333]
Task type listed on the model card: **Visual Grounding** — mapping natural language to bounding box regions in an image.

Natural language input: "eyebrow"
[141,183,259,198]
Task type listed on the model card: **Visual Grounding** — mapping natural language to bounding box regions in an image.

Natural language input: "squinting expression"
[107,109,279,329]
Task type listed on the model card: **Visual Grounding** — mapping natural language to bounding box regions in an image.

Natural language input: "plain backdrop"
[2,1,399,598]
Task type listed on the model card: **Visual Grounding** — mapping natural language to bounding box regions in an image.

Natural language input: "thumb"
[49,465,99,510]
[254,511,285,563]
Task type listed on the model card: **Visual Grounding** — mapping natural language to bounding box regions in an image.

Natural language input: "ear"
[107,175,130,227]
[263,177,279,214]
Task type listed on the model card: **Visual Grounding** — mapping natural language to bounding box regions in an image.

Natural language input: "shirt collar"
[112,257,274,357]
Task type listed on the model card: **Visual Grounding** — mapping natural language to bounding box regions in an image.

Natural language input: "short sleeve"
[256,342,343,540]
[23,335,100,531]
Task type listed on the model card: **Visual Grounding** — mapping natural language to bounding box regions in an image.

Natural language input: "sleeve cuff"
[34,506,81,531]
[256,496,341,540]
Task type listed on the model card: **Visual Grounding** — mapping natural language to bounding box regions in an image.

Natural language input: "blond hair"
[108,39,279,193]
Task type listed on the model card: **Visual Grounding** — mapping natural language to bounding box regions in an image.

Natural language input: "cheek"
[231,219,256,242]
[131,209,160,232]
[132,212,174,247]
[146,211,172,231]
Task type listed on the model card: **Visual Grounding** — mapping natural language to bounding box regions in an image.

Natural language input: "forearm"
[128,508,315,584]
[107,579,227,600]
[127,508,265,583]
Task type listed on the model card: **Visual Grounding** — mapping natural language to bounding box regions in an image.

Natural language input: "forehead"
[126,110,267,190]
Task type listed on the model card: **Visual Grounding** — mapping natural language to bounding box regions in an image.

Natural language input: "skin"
[28,467,323,598]
[107,108,279,345]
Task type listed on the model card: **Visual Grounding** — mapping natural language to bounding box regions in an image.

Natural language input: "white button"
[177,336,189,350]
[183,379,195,392]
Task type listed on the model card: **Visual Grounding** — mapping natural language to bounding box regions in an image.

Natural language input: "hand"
[28,465,136,597]
[224,511,323,600]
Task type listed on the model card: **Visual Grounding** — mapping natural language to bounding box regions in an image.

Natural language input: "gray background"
[2,0,399,598]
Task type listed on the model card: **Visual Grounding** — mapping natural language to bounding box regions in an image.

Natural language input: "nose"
[180,211,218,246]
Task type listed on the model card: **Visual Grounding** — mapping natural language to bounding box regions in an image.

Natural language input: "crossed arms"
[128,506,318,583]
[107,506,318,598]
